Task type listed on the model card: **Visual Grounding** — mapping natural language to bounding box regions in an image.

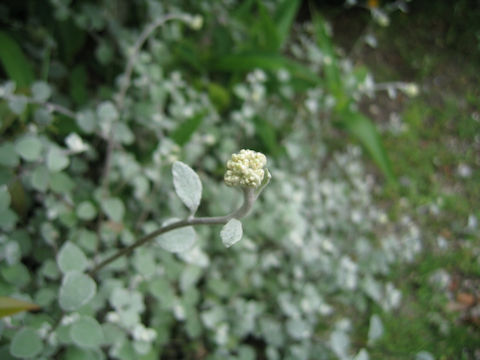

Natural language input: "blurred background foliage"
[0,0,479,359]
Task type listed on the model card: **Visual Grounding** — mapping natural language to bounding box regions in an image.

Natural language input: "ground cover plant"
[0,0,478,359]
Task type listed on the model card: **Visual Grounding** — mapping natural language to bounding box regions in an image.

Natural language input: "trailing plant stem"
[89,188,256,276]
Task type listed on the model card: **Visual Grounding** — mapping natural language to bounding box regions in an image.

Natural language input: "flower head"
[224,149,267,188]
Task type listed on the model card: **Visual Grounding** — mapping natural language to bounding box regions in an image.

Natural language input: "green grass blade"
[0,296,39,318]
[340,109,396,184]
[211,53,322,84]
[274,0,301,50]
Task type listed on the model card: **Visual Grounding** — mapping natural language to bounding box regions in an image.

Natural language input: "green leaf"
[31,81,51,102]
[0,208,18,231]
[274,0,301,50]
[59,271,96,311]
[339,110,396,183]
[9,327,43,358]
[171,112,204,146]
[76,110,96,134]
[253,0,280,51]
[172,161,202,214]
[70,65,88,105]
[7,96,27,115]
[0,31,34,87]
[76,201,97,221]
[101,198,125,222]
[157,226,196,253]
[1,263,30,287]
[97,101,118,122]
[49,172,75,193]
[15,135,43,162]
[312,13,342,97]
[57,242,88,274]
[220,218,243,248]
[0,142,19,167]
[0,297,39,318]
[47,147,70,172]
[31,165,50,192]
[70,316,104,349]
[212,53,322,84]
[254,117,282,156]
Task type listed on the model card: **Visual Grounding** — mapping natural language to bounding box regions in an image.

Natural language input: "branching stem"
[88,188,256,276]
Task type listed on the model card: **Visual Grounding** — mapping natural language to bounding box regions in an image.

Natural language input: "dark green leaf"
[339,109,396,183]
[211,53,321,84]
[171,112,205,146]
[0,31,34,87]
[274,0,301,50]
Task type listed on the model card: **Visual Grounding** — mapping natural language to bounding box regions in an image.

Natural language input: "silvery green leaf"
[416,351,435,360]
[70,316,104,349]
[65,133,88,153]
[157,226,196,253]
[47,147,69,172]
[31,81,51,102]
[76,110,96,134]
[0,142,19,167]
[57,242,88,274]
[101,198,125,222]
[367,314,384,344]
[286,318,311,340]
[76,201,97,221]
[59,271,96,311]
[172,161,202,214]
[31,165,50,192]
[220,219,243,248]
[8,95,27,115]
[354,349,370,360]
[15,135,43,161]
[330,330,350,359]
[97,101,118,122]
[10,327,43,358]
[34,108,53,125]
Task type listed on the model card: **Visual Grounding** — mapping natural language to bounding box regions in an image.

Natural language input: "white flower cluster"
[224,149,267,188]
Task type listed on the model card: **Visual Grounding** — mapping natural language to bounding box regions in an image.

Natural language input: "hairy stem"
[0,93,76,118]
[88,188,256,276]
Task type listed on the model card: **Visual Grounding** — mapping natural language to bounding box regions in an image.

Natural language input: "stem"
[88,188,256,276]
[100,13,189,192]
[0,93,76,118]
[116,13,188,109]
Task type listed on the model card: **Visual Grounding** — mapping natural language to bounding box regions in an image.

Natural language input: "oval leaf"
[47,147,70,172]
[70,316,104,349]
[172,161,202,214]
[57,242,88,274]
[101,198,125,222]
[59,271,96,311]
[10,327,43,358]
[220,219,243,248]
[157,226,196,253]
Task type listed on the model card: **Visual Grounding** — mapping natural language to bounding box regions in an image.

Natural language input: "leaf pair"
[172,161,243,248]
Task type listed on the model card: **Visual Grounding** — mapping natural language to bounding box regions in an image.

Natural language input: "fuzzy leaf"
[172,161,202,214]
[220,219,243,248]
[59,271,96,311]
[70,316,104,349]
[10,327,43,358]
[157,226,196,253]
